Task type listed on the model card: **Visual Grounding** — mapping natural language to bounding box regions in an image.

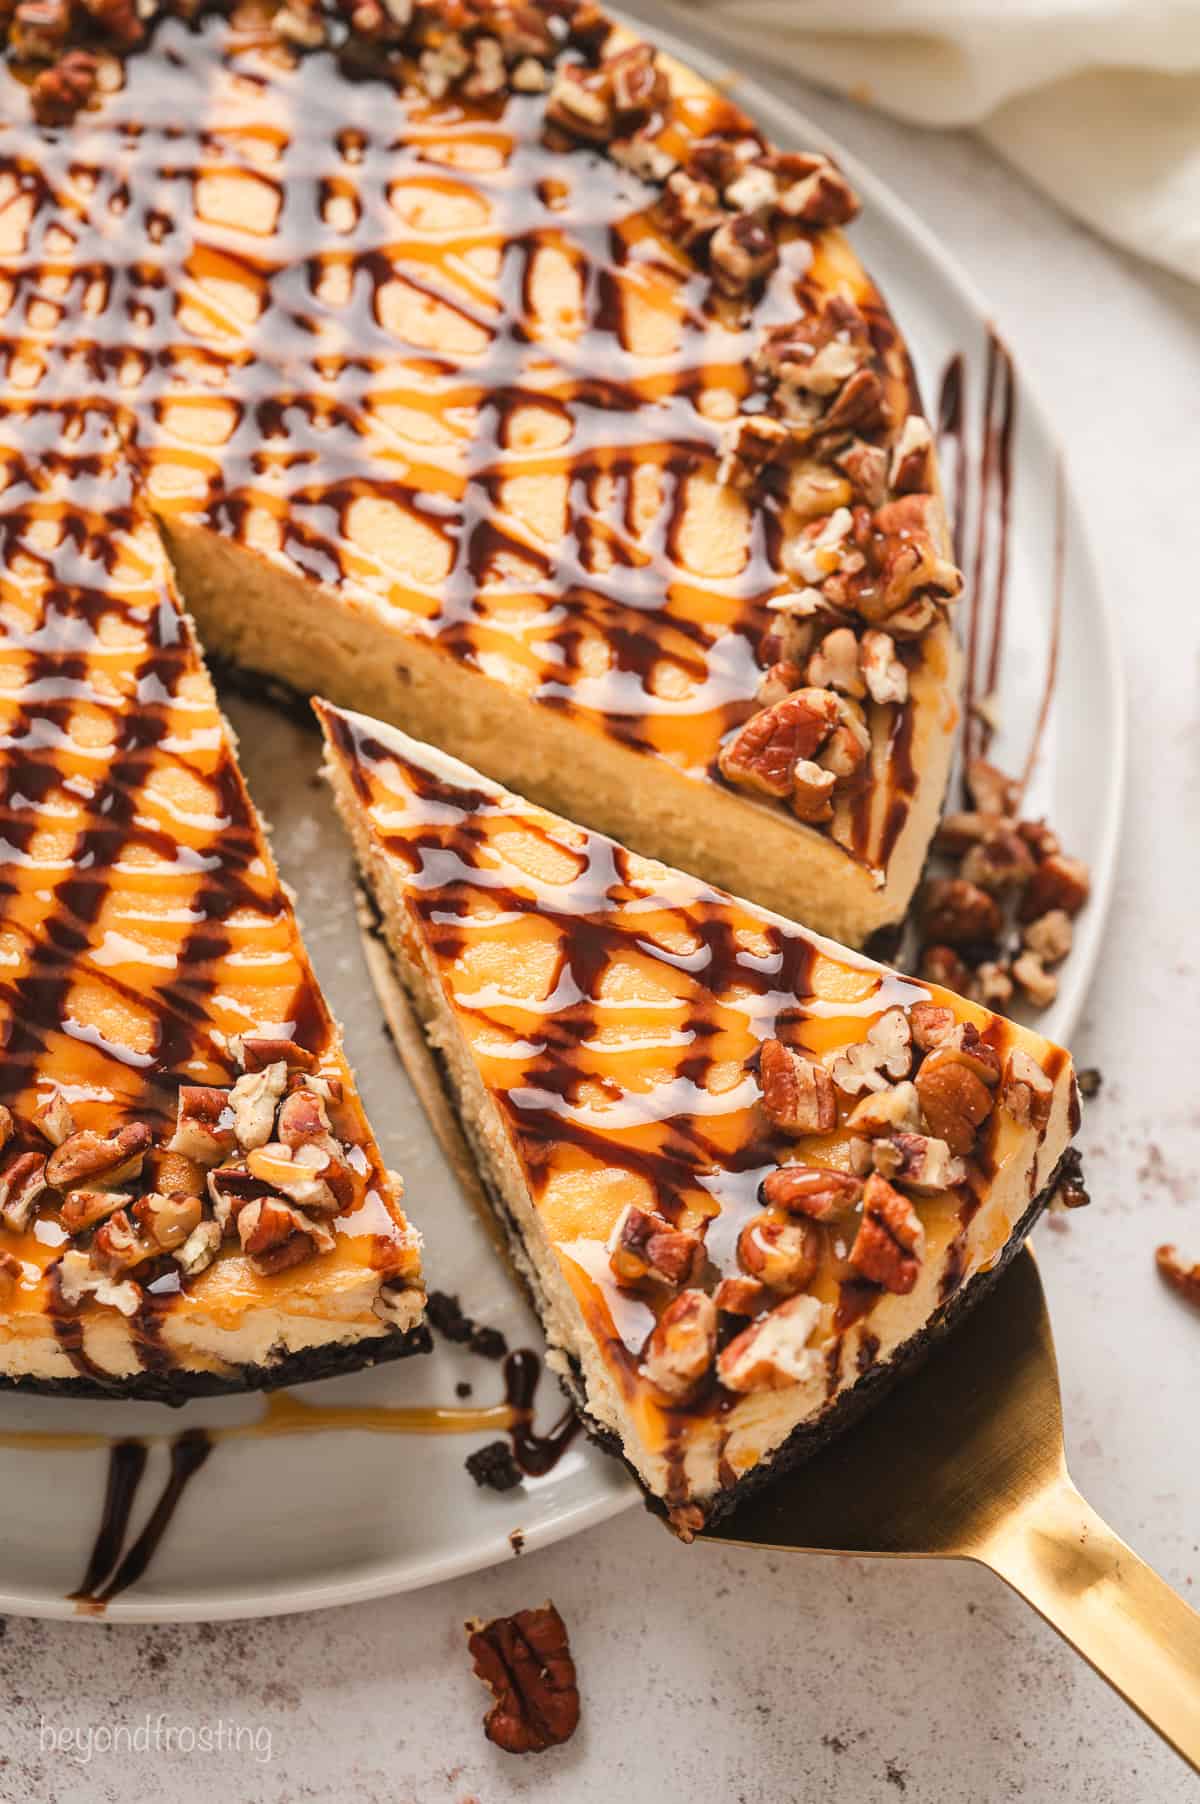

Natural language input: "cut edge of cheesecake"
[316,700,1079,1536]
[0,426,428,1399]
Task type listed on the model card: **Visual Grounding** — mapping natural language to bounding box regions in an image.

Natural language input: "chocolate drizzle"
[503,1347,580,1476]
[72,1428,212,1614]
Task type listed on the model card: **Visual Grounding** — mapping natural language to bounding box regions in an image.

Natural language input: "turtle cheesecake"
[318,705,1080,1535]
[0,0,961,946]
[0,418,426,1397]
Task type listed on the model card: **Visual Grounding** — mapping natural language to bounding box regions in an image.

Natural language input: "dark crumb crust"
[0,1320,432,1405]
[564,1164,1070,1533]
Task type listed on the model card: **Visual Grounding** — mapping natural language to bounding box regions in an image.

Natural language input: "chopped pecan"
[966,758,1019,817]
[713,1274,767,1317]
[236,1196,334,1275]
[968,960,1011,1008]
[935,811,993,856]
[919,878,1002,949]
[718,688,839,798]
[275,1087,333,1148]
[758,1038,837,1134]
[1155,1245,1200,1310]
[235,1035,315,1073]
[132,1190,203,1252]
[1019,853,1090,922]
[760,1163,861,1221]
[756,659,805,708]
[817,698,871,792]
[845,1079,920,1137]
[714,214,794,300]
[757,297,870,398]
[829,1006,912,1097]
[915,1050,994,1157]
[91,1209,154,1277]
[1012,951,1058,1008]
[31,1090,74,1147]
[656,169,722,251]
[55,1248,139,1316]
[849,1174,924,1294]
[822,495,960,623]
[465,1603,580,1755]
[724,161,779,215]
[859,629,907,705]
[206,1164,262,1235]
[229,1062,287,1151]
[640,1288,717,1401]
[545,61,613,141]
[834,437,889,507]
[608,1203,702,1289]
[0,1151,50,1232]
[872,1131,965,1193]
[246,1143,338,1216]
[791,758,837,823]
[762,150,859,226]
[1000,1049,1054,1130]
[717,1291,822,1392]
[918,944,970,992]
[175,1218,222,1277]
[11,0,72,59]
[717,412,791,493]
[59,1187,131,1234]
[786,505,853,585]
[807,625,864,698]
[168,1086,236,1166]
[1016,817,1062,862]
[909,1002,956,1051]
[1050,1149,1090,1210]
[79,0,143,46]
[685,132,758,193]
[46,1123,150,1192]
[959,828,1034,897]
[0,1250,21,1300]
[737,1208,819,1295]
[607,41,667,126]
[889,415,935,494]
[1023,909,1073,965]
[0,1106,10,1155]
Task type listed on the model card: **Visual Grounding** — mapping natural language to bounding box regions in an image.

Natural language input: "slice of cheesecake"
[0,411,427,1398]
[2,0,960,946]
[318,701,1080,1536]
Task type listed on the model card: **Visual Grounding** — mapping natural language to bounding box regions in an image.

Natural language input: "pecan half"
[849,1174,924,1294]
[640,1288,717,1401]
[717,1291,822,1392]
[758,1038,837,1134]
[465,1603,580,1755]
[759,1163,861,1221]
[914,1051,994,1156]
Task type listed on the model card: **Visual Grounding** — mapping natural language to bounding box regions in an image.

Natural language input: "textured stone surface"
[0,22,1197,1804]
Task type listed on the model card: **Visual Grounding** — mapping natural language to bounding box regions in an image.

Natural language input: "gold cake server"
[708,1245,1200,1772]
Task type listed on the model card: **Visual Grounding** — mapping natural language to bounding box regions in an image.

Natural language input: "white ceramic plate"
[0,10,1123,1621]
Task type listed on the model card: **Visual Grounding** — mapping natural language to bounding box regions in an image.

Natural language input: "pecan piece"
[545,61,613,141]
[31,1090,74,1147]
[966,757,1019,817]
[59,1187,131,1234]
[168,1085,236,1166]
[1156,1245,1200,1310]
[132,1190,203,1252]
[871,1131,965,1193]
[607,1203,702,1289]
[91,1209,154,1278]
[229,1061,287,1150]
[919,878,1002,949]
[31,48,99,124]
[175,1219,222,1277]
[909,1002,956,1051]
[762,150,859,226]
[710,213,779,297]
[718,689,839,797]
[918,944,970,992]
[607,42,667,125]
[713,1275,768,1317]
[807,625,865,698]
[236,1196,334,1275]
[717,1291,822,1392]
[55,1248,139,1316]
[791,758,837,823]
[640,1288,717,1401]
[829,1006,913,1096]
[737,1208,819,1295]
[1012,951,1058,1009]
[889,415,935,494]
[1018,853,1090,923]
[1023,908,1073,965]
[860,629,907,705]
[759,1163,861,1221]
[849,1174,924,1294]
[845,1079,920,1137]
[46,1123,150,1192]
[0,1152,50,1232]
[465,1603,580,1755]
[1000,1049,1054,1130]
[234,1034,315,1073]
[717,412,791,493]
[656,169,722,251]
[959,828,1034,897]
[757,1038,837,1134]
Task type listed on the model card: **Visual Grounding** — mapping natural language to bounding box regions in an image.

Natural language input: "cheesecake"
[0,411,426,1398]
[318,703,1079,1535]
[0,0,961,946]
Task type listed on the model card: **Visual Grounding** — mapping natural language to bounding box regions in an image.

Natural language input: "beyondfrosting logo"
[38,1713,273,1765]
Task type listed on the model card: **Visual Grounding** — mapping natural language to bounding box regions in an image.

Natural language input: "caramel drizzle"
[0,8,922,869]
[329,708,957,1407]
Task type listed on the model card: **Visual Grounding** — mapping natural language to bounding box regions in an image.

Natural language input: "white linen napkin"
[661,0,1200,283]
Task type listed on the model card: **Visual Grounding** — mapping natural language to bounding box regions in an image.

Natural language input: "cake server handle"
[979,1473,1200,1772]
